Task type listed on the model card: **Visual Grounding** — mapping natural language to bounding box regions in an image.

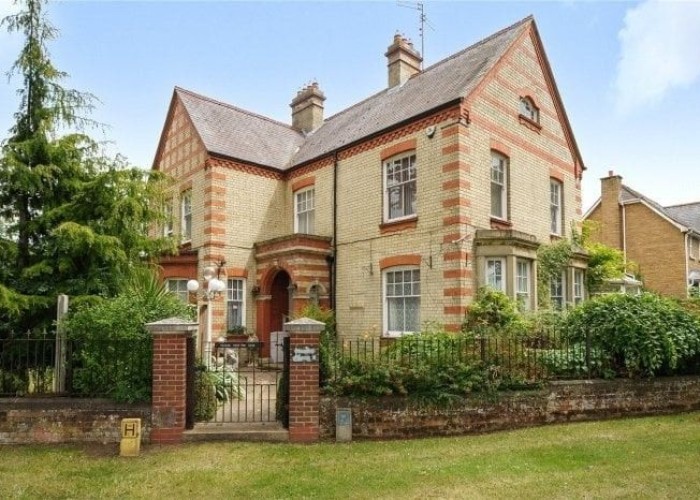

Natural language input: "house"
[585,172,700,298]
[152,16,587,355]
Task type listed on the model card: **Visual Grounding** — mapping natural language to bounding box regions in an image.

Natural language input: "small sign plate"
[292,346,318,363]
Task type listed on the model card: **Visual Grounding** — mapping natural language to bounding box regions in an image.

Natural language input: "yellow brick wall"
[624,203,687,298]
[334,123,453,337]
[467,33,580,244]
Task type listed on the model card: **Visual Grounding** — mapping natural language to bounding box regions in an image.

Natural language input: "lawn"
[2,413,700,499]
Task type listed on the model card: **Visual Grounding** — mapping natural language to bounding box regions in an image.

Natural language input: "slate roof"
[619,185,700,233]
[165,16,535,171]
[292,16,530,166]
[175,88,305,170]
[664,203,700,233]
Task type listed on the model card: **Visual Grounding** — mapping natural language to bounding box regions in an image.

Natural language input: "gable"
[152,91,207,176]
[465,20,584,178]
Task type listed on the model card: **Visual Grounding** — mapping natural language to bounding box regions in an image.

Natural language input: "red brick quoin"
[145,317,198,445]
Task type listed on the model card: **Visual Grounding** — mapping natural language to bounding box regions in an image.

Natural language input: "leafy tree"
[0,0,173,334]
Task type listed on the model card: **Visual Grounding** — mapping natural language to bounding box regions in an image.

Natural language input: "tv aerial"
[397,1,435,68]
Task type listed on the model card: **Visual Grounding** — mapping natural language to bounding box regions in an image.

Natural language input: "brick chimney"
[290,82,326,134]
[385,34,422,88]
[599,170,624,249]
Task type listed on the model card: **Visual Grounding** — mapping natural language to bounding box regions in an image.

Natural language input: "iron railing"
[0,331,152,399]
[321,330,609,392]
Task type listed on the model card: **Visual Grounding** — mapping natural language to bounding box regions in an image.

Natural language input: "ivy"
[537,239,573,307]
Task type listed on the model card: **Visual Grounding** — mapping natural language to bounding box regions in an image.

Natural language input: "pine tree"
[0,0,173,333]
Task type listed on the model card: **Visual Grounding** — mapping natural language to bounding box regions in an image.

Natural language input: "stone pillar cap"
[284,317,325,333]
[145,317,199,334]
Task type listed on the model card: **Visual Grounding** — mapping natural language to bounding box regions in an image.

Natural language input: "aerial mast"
[397,1,432,68]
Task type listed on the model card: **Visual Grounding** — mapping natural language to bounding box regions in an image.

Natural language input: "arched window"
[519,96,539,124]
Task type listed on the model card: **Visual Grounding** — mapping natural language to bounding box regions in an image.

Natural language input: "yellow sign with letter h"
[120,418,141,457]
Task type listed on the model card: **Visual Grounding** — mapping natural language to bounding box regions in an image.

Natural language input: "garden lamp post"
[187,264,226,364]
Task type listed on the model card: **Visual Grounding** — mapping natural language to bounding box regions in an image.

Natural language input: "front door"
[268,270,290,357]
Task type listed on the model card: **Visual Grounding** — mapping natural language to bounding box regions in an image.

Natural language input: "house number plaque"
[292,346,318,363]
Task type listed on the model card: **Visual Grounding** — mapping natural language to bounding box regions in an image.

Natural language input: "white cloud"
[614,0,700,114]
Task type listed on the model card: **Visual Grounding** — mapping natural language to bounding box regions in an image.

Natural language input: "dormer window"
[519,96,539,124]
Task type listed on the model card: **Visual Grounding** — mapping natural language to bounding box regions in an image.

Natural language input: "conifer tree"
[0,0,173,333]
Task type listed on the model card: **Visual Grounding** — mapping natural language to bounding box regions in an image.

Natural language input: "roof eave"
[289,97,464,172]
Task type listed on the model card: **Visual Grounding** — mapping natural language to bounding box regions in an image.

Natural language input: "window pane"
[226,279,245,330]
[385,268,420,333]
[384,154,417,220]
[491,183,503,218]
[295,189,315,234]
[491,153,508,219]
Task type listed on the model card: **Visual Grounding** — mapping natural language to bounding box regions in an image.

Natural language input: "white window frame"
[485,257,506,293]
[551,272,566,310]
[163,202,174,237]
[550,179,563,235]
[294,187,315,234]
[181,189,192,242]
[383,153,417,222]
[166,278,190,303]
[490,152,508,220]
[573,268,584,305]
[516,259,531,310]
[226,278,246,332]
[519,96,539,123]
[689,237,697,260]
[383,266,420,337]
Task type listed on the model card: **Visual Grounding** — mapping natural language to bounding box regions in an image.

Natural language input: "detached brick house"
[586,172,700,298]
[153,16,586,354]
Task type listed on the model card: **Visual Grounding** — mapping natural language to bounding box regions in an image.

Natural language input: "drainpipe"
[329,151,339,311]
[621,203,627,266]
[685,232,690,298]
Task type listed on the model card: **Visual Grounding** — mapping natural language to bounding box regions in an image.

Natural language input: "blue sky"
[1,0,699,212]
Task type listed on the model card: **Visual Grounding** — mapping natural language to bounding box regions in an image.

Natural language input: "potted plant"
[226,325,247,341]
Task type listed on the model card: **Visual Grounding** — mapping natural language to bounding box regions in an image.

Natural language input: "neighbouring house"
[585,172,700,298]
[152,15,587,355]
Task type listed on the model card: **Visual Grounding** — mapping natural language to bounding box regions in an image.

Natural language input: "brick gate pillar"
[284,318,324,443]
[145,317,198,445]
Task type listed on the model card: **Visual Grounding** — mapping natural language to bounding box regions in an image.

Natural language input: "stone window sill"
[490,217,512,230]
[379,217,418,235]
[518,114,542,133]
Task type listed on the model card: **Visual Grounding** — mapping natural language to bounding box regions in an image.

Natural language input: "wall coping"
[0,397,150,411]
[145,317,198,335]
[284,317,325,334]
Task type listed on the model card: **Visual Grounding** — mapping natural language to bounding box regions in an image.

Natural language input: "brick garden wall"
[0,398,150,445]
[319,377,700,440]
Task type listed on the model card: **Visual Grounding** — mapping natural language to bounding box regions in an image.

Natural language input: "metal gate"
[205,338,285,423]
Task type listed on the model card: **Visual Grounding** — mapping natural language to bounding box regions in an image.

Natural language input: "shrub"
[63,268,193,402]
[194,365,217,422]
[325,332,533,402]
[462,288,523,335]
[565,293,700,377]
[296,304,337,385]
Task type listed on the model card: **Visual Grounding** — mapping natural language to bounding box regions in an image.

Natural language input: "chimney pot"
[385,34,422,88]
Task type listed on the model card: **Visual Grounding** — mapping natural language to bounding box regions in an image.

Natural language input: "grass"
[2,413,700,499]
